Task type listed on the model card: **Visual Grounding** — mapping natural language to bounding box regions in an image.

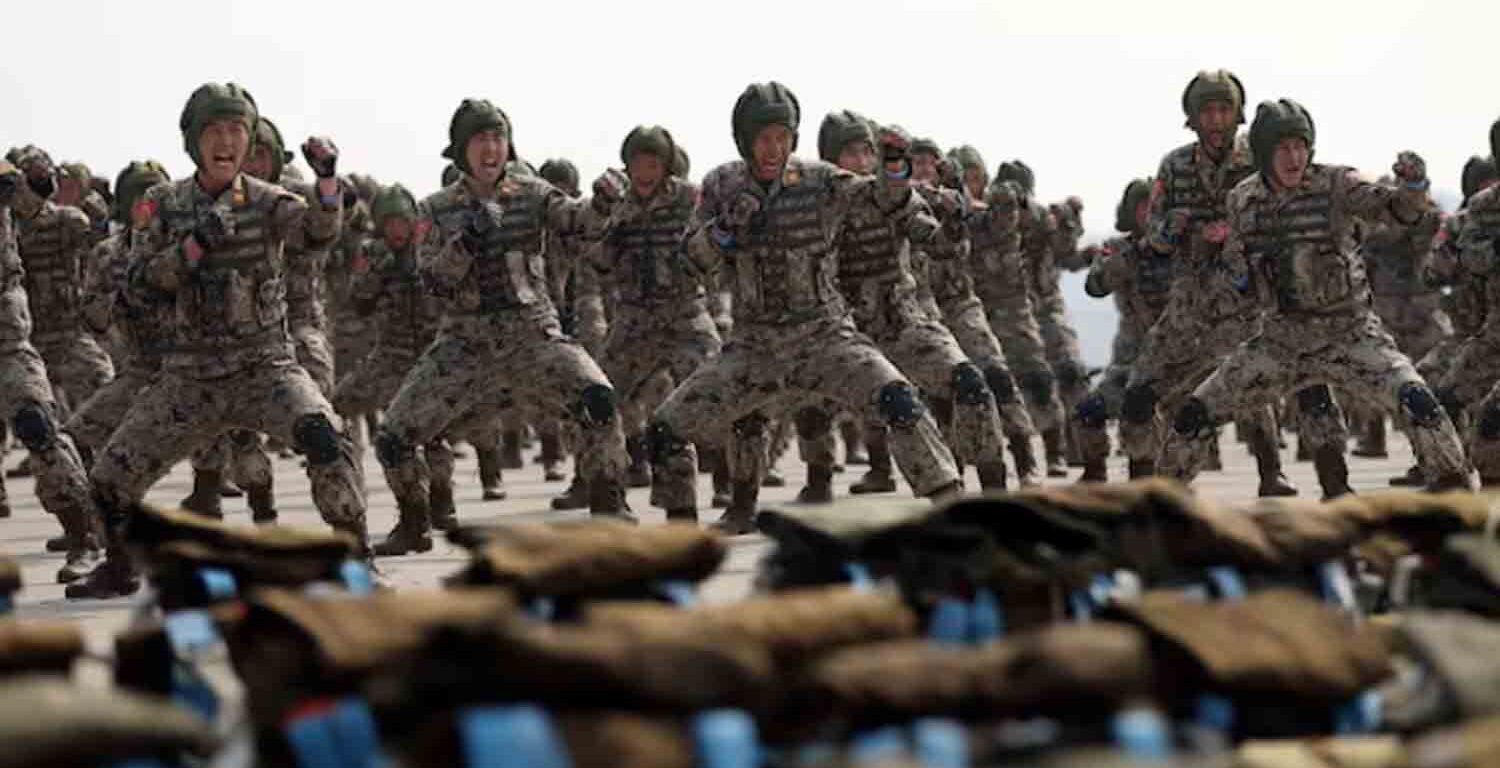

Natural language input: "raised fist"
[301,136,340,179]
[1392,151,1427,187]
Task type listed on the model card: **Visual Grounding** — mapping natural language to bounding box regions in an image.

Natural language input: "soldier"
[908,138,1042,486]
[809,114,1013,494]
[1121,70,1299,497]
[372,98,630,555]
[0,160,101,585]
[55,162,111,245]
[536,158,592,493]
[1074,178,1172,482]
[71,83,367,598]
[995,159,1090,476]
[1158,99,1476,493]
[646,82,962,534]
[6,146,115,417]
[585,126,721,520]
[1452,120,1500,483]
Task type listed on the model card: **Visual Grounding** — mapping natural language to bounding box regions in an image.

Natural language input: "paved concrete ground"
[0,429,1432,640]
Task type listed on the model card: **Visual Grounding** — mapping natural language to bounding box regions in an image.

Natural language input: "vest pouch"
[254,275,284,329]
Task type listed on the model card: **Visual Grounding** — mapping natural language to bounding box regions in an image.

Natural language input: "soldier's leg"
[1040,309,1090,468]
[226,429,277,524]
[1074,367,1128,483]
[1294,385,1353,499]
[947,301,1040,484]
[1159,335,1291,488]
[64,366,153,466]
[603,335,662,492]
[294,329,337,397]
[183,435,231,518]
[424,438,456,530]
[42,336,115,419]
[792,402,838,503]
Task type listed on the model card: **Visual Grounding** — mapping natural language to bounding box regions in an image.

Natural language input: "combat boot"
[1313,446,1354,500]
[1389,465,1424,487]
[712,480,760,536]
[6,455,33,479]
[246,483,277,524]
[1078,456,1107,483]
[372,497,432,557]
[761,468,787,487]
[551,476,588,510]
[1352,418,1387,458]
[797,462,835,504]
[1042,427,1069,478]
[977,461,1008,491]
[850,436,896,494]
[1009,437,1043,487]
[1127,458,1157,479]
[588,477,637,523]
[925,480,964,505]
[625,437,652,488]
[1250,430,1298,497]
[1427,469,1480,493]
[179,469,225,520]
[219,477,244,498]
[500,430,525,470]
[54,510,101,585]
[429,479,457,531]
[65,511,138,600]
[476,448,507,500]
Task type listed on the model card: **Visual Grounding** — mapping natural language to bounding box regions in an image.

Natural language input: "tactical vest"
[1241,166,1366,315]
[428,180,555,316]
[14,202,85,341]
[153,176,292,358]
[1158,142,1256,275]
[603,181,700,310]
[367,242,441,359]
[1020,202,1060,303]
[724,160,843,325]
[1120,241,1174,338]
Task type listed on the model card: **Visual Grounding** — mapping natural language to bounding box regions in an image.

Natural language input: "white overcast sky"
[4,0,1496,364]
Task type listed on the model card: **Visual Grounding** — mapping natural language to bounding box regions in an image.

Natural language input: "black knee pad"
[1296,385,1336,416]
[375,429,412,468]
[793,406,833,441]
[1172,397,1211,437]
[1019,371,1055,407]
[1076,394,1110,428]
[951,362,991,406]
[12,403,53,451]
[293,414,342,466]
[878,381,926,428]
[577,383,617,428]
[644,420,685,465]
[983,366,1018,404]
[732,413,769,441]
[229,428,260,450]
[1122,384,1156,425]
[1479,405,1500,440]
[1399,382,1443,428]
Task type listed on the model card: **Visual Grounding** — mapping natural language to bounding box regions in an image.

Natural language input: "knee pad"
[229,428,261,451]
[1019,370,1055,407]
[293,414,342,466]
[1399,382,1443,428]
[1122,384,1156,425]
[1172,397,1211,437]
[793,406,833,441]
[375,429,413,468]
[1076,394,1110,429]
[983,366,1018,404]
[951,362,991,406]
[878,381,926,428]
[577,383,617,428]
[732,413,769,441]
[12,403,53,451]
[644,420,685,465]
[1296,385,1336,417]
[1479,405,1500,440]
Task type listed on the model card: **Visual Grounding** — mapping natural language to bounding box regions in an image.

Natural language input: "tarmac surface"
[0,429,1433,642]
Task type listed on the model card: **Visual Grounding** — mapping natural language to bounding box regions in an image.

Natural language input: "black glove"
[301,137,340,180]
[0,172,17,207]
[191,208,231,253]
[463,200,501,251]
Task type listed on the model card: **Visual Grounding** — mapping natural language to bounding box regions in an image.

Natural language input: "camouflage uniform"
[78,83,366,599]
[58,162,112,247]
[647,82,960,534]
[1450,124,1500,482]
[326,193,378,405]
[588,155,721,515]
[1159,100,1475,492]
[1074,179,1173,481]
[1122,72,1295,495]
[374,99,629,554]
[0,163,101,584]
[7,147,115,415]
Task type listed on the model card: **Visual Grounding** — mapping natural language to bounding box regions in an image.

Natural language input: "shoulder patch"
[130,198,157,231]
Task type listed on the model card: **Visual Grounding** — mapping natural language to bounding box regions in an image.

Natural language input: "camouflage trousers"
[1160,311,1473,486]
[1375,294,1452,363]
[331,310,377,384]
[1073,361,1156,467]
[982,296,1066,432]
[293,326,336,396]
[651,315,960,508]
[64,357,156,460]
[35,333,114,416]
[91,360,368,544]
[0,344,95,539]
[939,295,1039,445]
[1441,325,1500,481]
[1036,295,1090,411]
[376,312,626,508]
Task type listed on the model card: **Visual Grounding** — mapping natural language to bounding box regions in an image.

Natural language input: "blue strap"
[655,580,698,607]
[1333,691,1382,734]
[1068,590,1094,623]
[527,597,557,622]
[692,709,759,768]
[286,709,343,768]
[849,726,908,765]
[968,588,1003,642]
[1205,566,1246,601]
[459,705,570,768]
[843,562,874,591]
[1194,694,1236,733]
[927,598,969,644]
[340,561,375,596]
[1112,706,1173,759]
[170,661,220,721]
[1318,561,1358,613]
[197,566,238,600]
[285,697,385,768]
[912,718,969,768]
[164,609,220,654]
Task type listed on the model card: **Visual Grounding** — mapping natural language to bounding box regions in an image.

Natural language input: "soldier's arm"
[1083,239,1126,298]
[680,170,729,285]
[80,239,118,334]
[1339,167,1435,231]
[416,199,473,295]
[1220,188,1258,304]
[271,193,328,330]
[131,186,193,295]
[572,259,608,356]
[1050,200,1090,271]
[1145,158,1180,255]
[1427,213,1463,285]
[542,187,606,266]
[1456,196,1500,277]
[879,180,940,245]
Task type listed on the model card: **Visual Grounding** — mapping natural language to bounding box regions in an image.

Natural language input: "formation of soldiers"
[1,69,1497,602]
